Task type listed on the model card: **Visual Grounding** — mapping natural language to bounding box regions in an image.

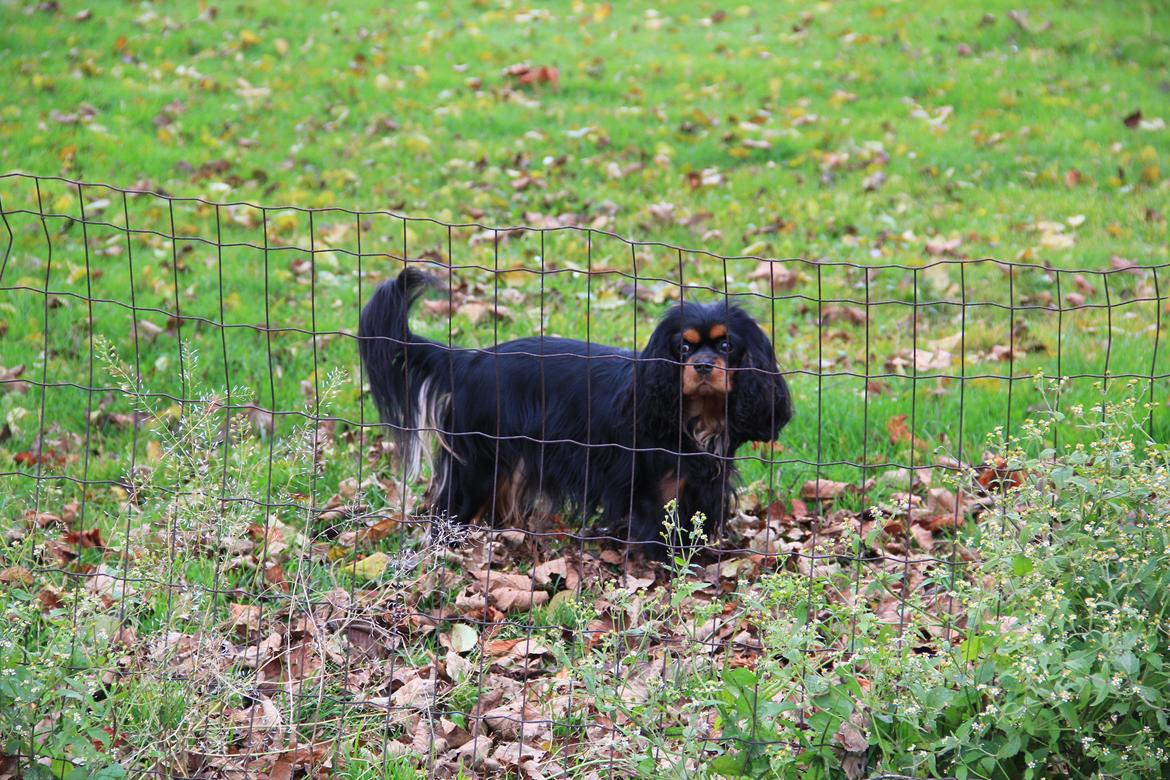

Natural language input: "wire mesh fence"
[1,172,1167,778]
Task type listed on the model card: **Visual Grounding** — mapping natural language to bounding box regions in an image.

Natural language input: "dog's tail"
[358,267,451,480]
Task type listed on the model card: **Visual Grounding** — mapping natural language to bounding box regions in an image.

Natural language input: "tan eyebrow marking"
[682,328,701,344]
[708,324,727,339]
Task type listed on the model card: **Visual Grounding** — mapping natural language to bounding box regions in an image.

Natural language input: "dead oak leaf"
[532,556,579,592]
[800,479,852,501]
[1073,274,1096,295]
[458,301,513,326]
[0,364,27,394]
[886,414,914,447]
[834,717,869,753]
[281,641,323,683]
[450,736,492,768]
[62,527,105,549]
[267,756,295,780]
[391,675,437,709]
[885,348,952,373]
[227,603,262,637]
[976,456,1025,493]
[468,571,549,613]
[38,587,64,611]
[925,237,962,257]
[482,703,547,741]
[491,740,547,768]
[422,299,454,318]
[0,566,34,586]
[485,637,525,656]
[746,260,799,291]
[502,63,559,88]
[910,524,935,551]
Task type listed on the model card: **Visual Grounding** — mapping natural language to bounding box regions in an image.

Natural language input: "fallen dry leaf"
[886,414,912,446]
[227,603,262,637]
[925,237,962,256]
[1109,255,1139,273]
[391,675,437,709]
[466,570,549,613]
[0,567,33,586]
[747,260,799,291]
[532,556,579,592]
[349,551,390,581]
[910,524,935,551]
[835,717,869,752]
[485,638,524,656]
[800,479,852,501]
[976,456,1025,493]
[443,622,479,654]
[502,63,559,88]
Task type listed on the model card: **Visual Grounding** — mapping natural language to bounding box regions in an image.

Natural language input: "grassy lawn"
[1,0,1169,778]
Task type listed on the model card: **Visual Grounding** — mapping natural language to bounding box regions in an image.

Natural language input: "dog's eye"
[679,342,693,355]
[718,339,732,353]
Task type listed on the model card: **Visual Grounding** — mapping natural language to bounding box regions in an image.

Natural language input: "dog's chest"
[685,395,729,454]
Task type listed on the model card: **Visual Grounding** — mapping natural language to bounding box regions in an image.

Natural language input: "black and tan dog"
[359,268,792,549]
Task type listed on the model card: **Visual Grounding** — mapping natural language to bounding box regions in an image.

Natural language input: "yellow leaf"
[404,134,433,157]
[349,552,389,581]
[273,213,299,235]
[592,3,611,22]
[1040,232,1075,250]
[971,377,1001,392]
[690,108,713,127]
[240,30,261,48]
[446,623,478,654]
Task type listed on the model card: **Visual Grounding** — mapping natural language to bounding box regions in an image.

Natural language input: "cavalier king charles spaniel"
[359,268,792,550]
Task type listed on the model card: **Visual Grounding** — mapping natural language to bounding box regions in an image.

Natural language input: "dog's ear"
[729,313,792,446]
[634,310,682,443]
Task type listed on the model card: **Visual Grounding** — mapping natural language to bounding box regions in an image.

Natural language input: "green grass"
[1,0,1169,776]
[1,0,1167,504]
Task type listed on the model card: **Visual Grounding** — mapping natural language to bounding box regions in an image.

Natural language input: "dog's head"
[636,300,792,449]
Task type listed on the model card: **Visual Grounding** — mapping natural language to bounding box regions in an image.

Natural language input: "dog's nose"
[694,361,714,377]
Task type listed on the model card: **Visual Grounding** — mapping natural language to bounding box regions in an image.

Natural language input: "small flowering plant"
[707,378,1170,778]
[886,378,1170,779]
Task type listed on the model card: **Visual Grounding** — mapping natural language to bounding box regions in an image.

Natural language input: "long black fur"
[358,268,793,548]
